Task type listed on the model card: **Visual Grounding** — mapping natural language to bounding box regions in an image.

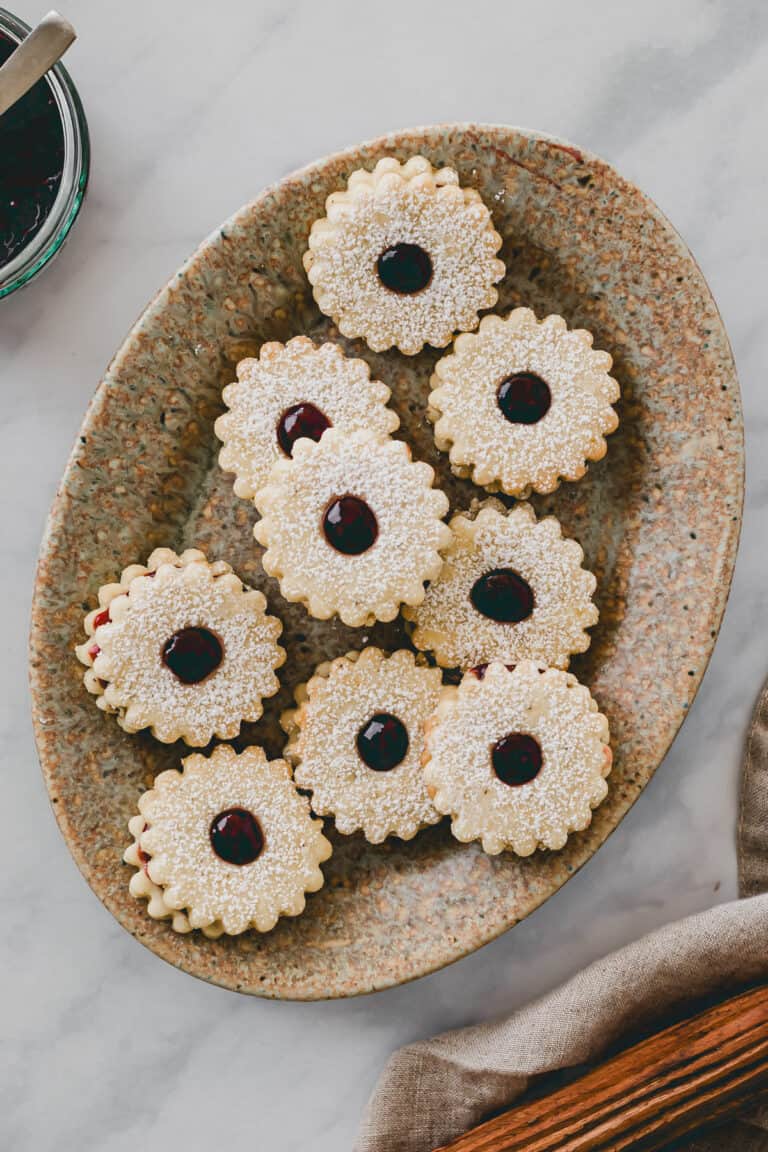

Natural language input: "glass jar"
[0,7,89,299]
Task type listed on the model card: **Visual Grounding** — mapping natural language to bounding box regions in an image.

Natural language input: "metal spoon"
[0,10,76,118]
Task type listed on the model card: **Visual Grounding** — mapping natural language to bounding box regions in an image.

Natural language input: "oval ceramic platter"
[30,125,743,999]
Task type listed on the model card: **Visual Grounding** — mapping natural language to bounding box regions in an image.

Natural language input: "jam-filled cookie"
[76,548,285,746]
[254,429,452,627]
[424,661,612,856]
[404,500,597,671]
[303,156,505,355]
[124,744,332,936]
[214,336,399,500]
[282,647,442,843]
[429,309,620,496]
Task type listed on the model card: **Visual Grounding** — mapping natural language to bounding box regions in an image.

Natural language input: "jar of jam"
[0,8,89,298]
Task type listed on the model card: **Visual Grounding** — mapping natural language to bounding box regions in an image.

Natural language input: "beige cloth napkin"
[356,679,768,1152]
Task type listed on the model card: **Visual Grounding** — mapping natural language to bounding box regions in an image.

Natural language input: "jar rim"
[0,7,90,299]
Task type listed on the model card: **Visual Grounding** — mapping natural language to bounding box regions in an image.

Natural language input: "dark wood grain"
[435,985,768,1152]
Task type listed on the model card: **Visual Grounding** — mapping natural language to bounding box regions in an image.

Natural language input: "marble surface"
[2,0,767,1148]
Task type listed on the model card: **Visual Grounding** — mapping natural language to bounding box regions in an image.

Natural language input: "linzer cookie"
[282,647,442,843]
[404,500,597,670]
[428,308,620,496]
[214,336,399,500]
[124,744,332,936]
[76,548,284,746]
[254,429,452,627]
[423,661,612,856]
[303,156,504,355]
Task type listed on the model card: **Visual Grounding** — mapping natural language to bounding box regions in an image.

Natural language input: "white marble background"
[2,0,767,1147]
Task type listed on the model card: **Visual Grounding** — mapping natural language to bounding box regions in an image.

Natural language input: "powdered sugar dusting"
[430,308,620,495]
[424,661,611,856]
[131,745,331,935]
[255,429,453,627]
[283,648,442,843]
[405,500,598,670]
[78,551,285,746]
[303,156,505,355]
[215,336,399,500]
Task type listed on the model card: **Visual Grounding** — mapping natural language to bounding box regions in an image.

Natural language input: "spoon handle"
[0,10,76,118]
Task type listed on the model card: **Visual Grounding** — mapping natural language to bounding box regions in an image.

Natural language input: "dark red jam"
[497,373,551,425]
[0,32,65,270]
[277,402,331,456]
[469,663,516,680]
[357,712,409,772]
[92,608,110,629]
[87,643,100,661]
[162,627,223,684]
[209,808,264,865]
[377,243,433,294]
[137,824,151,874]
[470,569,535,623]
[323,495,378,555]
[491,733,542,786]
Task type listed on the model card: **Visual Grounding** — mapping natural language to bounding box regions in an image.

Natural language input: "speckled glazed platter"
[30,125,743,999]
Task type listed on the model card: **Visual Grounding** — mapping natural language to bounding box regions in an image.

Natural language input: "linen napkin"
[356,677,768,1152]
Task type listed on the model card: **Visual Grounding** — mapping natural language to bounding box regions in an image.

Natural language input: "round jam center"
[277,402,331,456]
[492,733,542,786]
[470,569,535,623]
[497,372,552,425]
[209,808,264,865]
[357,712,409,772]
[162,627,223,684]
[323,495,379,555]
[377,243,433,294]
